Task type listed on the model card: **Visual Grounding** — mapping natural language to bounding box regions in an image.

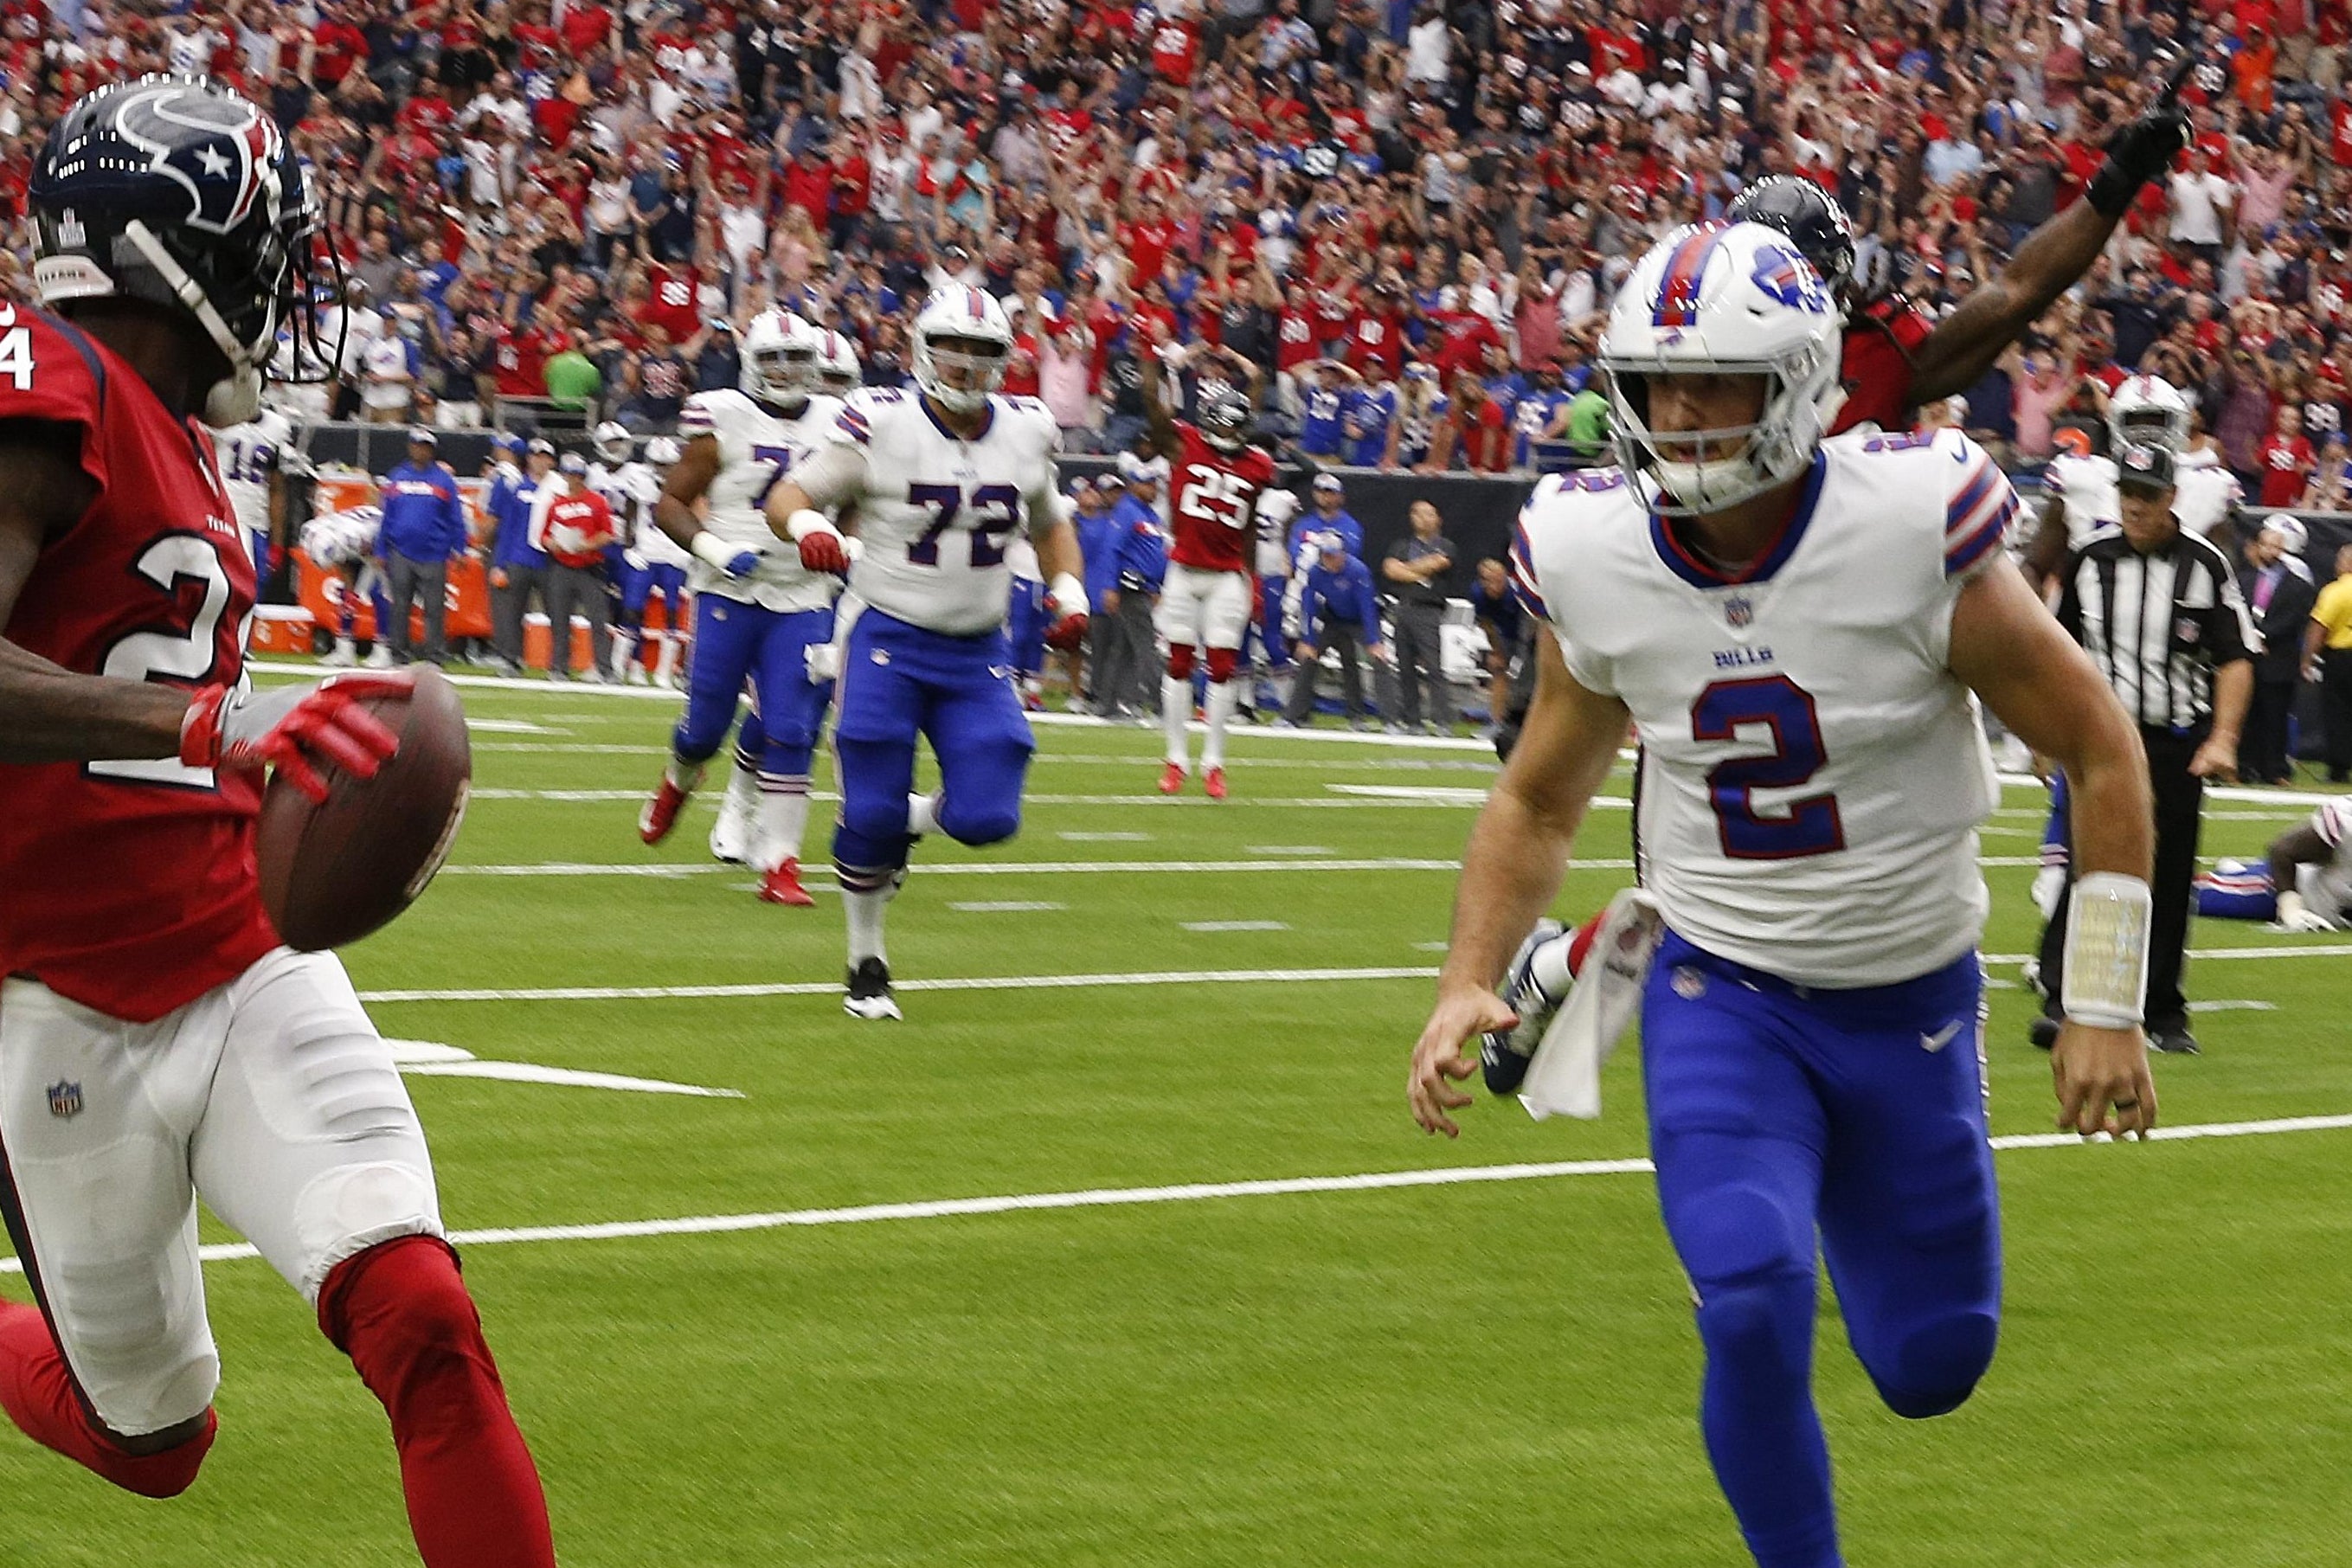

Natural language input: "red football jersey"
[1166,426,1277,574]
[1828,296,1933,435]
[0,309,277,1023]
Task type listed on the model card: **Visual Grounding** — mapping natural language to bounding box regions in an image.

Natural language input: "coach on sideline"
[2032,443,2255,1056]
[376,426,467,665]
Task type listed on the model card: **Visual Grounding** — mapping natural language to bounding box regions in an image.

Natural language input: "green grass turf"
[4,670,2350,1565]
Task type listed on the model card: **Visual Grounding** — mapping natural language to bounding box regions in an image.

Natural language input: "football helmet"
[912,286,1013,415]
[645,436,681,467]
[29,75,340,427]
[1725,176,1857,295]
[2108,373,2194,454]
[817,327,861,395]
[593,420,634,464]
[1597,221,1843,516]
[741,309,823,405]
[1199,388,1252,452]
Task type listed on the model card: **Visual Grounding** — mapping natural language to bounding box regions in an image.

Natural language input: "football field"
[8,669,2352,1566]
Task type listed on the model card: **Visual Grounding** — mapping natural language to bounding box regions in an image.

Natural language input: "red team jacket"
[1166,425,1276,574]
[1828,294,1936,436]
[0,309,278,1023]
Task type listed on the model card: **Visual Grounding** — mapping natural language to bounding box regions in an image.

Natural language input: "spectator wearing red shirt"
[830,132,873,249]
[1120,196,1178,293]
[783,145,833,227]
[311,4,368,87]
[2258,402,2316,506]
[1427,370,1511,473]
[557,0,615,57]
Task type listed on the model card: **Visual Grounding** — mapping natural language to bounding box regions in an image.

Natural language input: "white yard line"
[16,1112,2352,1278]
[434,853,2063,879]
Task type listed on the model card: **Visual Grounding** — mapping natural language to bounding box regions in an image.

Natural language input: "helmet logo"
[1751,243,1829,314]
[57,209,85,247]
[111,80,281,236]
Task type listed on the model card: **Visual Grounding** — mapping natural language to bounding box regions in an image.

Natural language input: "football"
[255,665,473,951]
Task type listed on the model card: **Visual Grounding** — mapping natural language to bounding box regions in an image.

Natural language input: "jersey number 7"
[1692,675,1845,859]
[906,483,1021,568]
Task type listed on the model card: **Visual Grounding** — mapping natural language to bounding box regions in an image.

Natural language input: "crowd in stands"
[5,0,2352,499]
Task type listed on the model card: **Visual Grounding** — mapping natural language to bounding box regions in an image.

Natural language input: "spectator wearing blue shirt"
[1296,363,1349,459]
[1072,475,1121,708]
[376,427,468,665]
[1282,530,1385,729]
[1340,374,1398,468]
[1290,473,1363,564]
[1094,468,1169,718]
[1512,360,1578,468]
[486,436,556,674]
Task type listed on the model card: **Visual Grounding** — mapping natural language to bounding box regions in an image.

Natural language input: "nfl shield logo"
[1723,594,1753,628]
[46,1081,82,1120]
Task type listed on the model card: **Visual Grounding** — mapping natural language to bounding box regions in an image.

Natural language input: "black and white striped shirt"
[2057,525,2257,731]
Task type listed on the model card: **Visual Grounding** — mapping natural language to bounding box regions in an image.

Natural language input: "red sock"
[0,1301,214,1498]
[1565,909,1608,980]
[318,1236,556,1568]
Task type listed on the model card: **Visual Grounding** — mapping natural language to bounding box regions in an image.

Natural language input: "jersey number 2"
[905,483,1019,568]
[1691,675,1844,860]
[89,535,248,790]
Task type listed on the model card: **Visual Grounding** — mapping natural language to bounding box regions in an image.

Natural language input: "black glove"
[2086,55,2195,218]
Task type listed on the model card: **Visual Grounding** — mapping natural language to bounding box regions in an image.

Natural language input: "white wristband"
[2061,871,2152,1028]
[690,531,750,571]
[1048,572,1086,615]
[784,509,839,543]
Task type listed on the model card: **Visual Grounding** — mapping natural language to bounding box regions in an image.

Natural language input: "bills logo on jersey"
[47,1080,83,1120]
[104,80,284,236]
[1751,242,1829,314]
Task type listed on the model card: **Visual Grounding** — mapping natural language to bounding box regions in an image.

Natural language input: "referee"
[2032,443,2255,1055]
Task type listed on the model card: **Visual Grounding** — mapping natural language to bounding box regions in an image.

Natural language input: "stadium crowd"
[6,0,2352,496]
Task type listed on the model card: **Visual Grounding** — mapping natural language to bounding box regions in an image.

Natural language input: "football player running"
[639,308,849,905]
[764,286,1086,1019]
[1139,339,1276,799]
[211,394,298,589]
[0,78,555,1562]
[1409,222,2156,1568]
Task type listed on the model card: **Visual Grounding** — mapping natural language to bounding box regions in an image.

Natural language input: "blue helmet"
[29,75,340,425]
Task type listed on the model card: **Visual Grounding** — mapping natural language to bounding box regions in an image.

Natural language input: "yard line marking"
[2186,999,2278,1013]
[949,901,1066,913]
[1181,920,1290,932]
[466,718,567,735]
[1247,845,1332,856]
[1413,941,1450,952]
[20,1113,2352,1277]
[1058,831,1152,842]
[401,1061,745,1097]
[357,965,1446,1004]
[437,857,1490,878]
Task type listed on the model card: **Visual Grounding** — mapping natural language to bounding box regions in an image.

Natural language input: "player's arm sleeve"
[0,321,111,498]
[1508,486,1611,695]
[1941,434,2021,583]
[2204,548,2259,665]
[783,435,873,516]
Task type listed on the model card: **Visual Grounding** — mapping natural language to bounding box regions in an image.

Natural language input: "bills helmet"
[913,286,1013,415]
[1598,222,1843,516]
[592,420,635,464]
[2108,374,2195,455]
[645,436,681,467]
[741,309,824,405]
[817,327,861,395]
[1725,176,1858,295]
[29,75,340,427]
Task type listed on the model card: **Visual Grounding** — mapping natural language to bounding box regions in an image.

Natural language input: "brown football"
[255,665,473,951]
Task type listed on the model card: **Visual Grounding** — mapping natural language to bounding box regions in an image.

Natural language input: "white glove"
[2274,890,2335,933]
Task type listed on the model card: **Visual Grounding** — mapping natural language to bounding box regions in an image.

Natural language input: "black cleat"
[2028,1015,2060,1051]
[2148,1024,2200,1056]
[845,957,901,1020]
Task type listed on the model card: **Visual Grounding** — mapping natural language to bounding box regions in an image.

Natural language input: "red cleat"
[1157,761,1187,794]
[1203,767,1228,800]
[639,777,691,844]
[758,858,815,905]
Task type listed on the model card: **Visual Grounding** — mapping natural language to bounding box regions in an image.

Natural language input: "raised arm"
[1408,628,1630,1135]
[1136,342,1184,460]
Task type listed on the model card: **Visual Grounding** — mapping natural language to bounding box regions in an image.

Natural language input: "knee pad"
[1166,642,1196,681]
[939,795,1021,847]
[1670,1176,1814,1295]
[101,1411,218,1500]
[672,706,732,765]
[1205,646,1239,683]
[318,1236,498,1413]
[838,791,913,848]
[1868,1310,1998,1420]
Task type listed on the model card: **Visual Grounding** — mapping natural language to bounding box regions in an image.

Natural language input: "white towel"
[1520,888,1665,1121]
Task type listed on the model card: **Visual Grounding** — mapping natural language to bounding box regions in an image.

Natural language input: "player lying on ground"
[0,76,554,1565]
[1409,220,2156,1568]
[2195,796,2352,931]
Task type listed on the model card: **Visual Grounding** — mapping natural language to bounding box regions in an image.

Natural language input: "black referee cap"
[2116,443,2175,493]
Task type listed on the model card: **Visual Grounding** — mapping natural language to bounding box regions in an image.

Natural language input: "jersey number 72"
[905,483,1021,568]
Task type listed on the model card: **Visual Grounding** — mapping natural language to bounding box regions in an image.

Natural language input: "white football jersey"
[678,388,845,611]
[212,408,295,540]
[2302,799,2352,923]
[819,389,1064,636]
[2171,444,2242,537]
[1513,427,2015,987]
[2044,451,2117,551]
[299,505,382,568]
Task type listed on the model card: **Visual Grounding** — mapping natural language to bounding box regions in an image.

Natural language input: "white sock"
[1203,679,1239,768]
[845,886,890,966]
[654,630,682,684]
[1530,932,1579,999]
[1161,675,1192,767]
[906,791,939,838]
[755,777,811,871]
[612,628,640,679]
[665,755,705,793]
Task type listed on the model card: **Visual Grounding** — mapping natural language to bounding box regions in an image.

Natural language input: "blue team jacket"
[488,469,552,569]
[1301,555,1378,646]
[1108,496,1167,593]
[378,460,467,561]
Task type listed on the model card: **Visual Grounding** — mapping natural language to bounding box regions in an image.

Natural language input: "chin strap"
[120,221,268,425]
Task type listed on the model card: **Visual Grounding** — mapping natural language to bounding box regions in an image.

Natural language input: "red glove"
[1044,611,1089,651]
[797,529,851,575]
[180,672,407,804]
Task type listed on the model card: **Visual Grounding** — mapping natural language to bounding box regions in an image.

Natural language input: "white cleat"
[710,781,757,864]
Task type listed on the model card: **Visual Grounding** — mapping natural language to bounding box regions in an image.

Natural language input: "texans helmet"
[29,75,339,426]
[1198,388,1252,452]
[1725,176,1857,296]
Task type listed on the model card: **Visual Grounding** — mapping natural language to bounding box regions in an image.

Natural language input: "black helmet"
[1200,388,1252,452]
[1726,176,1856,293]
[29,75,340,424]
